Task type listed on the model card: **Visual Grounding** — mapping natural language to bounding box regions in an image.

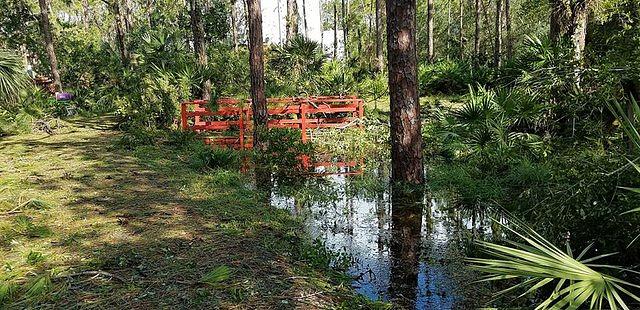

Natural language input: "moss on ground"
[0,115,388,309]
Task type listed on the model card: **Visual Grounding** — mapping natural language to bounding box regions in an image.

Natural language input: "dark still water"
[270,167,497,309]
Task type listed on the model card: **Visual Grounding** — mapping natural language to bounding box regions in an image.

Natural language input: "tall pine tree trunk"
[386,0,424,185]
[82,0,90,30]
[38,0,62,92]
[247,0,267,150]
[286,0,299,42]
[112,0,129,65]
[231,0,239,51]
[333,1,338,59]
[427,0,434,62]
[190,0,211,100]
[505,0,512,58]
[494,0,502,67]
[474,0,480,58]
[342,0,348,59]
[375,0,384,70]
[302,0,308,37]
[459,0,464,59]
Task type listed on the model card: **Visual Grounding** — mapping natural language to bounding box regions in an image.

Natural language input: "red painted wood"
[181,96,364,150]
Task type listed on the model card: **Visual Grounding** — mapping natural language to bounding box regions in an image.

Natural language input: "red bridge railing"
[180,96,364,149]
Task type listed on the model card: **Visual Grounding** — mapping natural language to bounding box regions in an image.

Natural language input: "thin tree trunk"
[247,0,267,150]
[494,0,502,67]
[113,0,129,65]
[286,0,299,42]
[549,0,569,44]
[124,0,132,33]
[38,0,62,92]
[82,0,90,30]
[505,0,512,58]
[302,0,308,37]
[231,0,239,51]
[427,0,434,62]
[319,0,324,48]
[570,0,587,62]
[474,0,480,58]
[447,0,451,60]
[277,0,283,43]
[342,0,348,59]
[375,0,383,70]
[386,0,424,185]
[357,28,362,55]
[190,0,211,100]
[333,1,338,59]
[459,0,464,60]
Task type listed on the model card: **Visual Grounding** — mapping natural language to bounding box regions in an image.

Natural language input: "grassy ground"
[0,116,384,309]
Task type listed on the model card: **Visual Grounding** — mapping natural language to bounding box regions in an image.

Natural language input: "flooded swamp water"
[269,166,504,309]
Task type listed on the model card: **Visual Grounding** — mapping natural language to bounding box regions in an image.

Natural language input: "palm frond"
[0,49,31,106]
[469,213,640,309]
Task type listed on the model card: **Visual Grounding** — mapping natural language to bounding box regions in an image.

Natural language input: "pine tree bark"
[549,0,569,44]
[474,0,481,58]
[342,0,348,59]
[302,0,308,37]
[375,0,384,70]
[333,1,338,59]
[505,0,512,58]
[427,0,434,62]
[82,0,90,30]
[112,0,129,65]
[386,0,424,185]
[494,0,502,67]
[231,0,239,51]
[286,0,299,42]
[459,0,464,59]
[247,0,267,150]
[38,0,62,92]
[570,0,587,62]
[190,0,211,100]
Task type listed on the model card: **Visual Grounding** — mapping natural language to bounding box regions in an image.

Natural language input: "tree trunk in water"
[459,0,464,59]
[247,0,267,150]
[190,0,211,100]
[375,0,384,70]
[342,0,348,59]
[386,0,424,185]
[427,0,434,62]
[113,0,129,65]
[494,0,502,67]
[302,0,308,37]
[38,0,62,92]
[231,0,239,51]
[333,1,338,59]
[286,0,299,42]
[474,0,480,59]
[505,0,512,58]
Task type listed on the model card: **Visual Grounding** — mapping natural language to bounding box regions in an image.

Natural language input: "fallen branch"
[55,271,126,283]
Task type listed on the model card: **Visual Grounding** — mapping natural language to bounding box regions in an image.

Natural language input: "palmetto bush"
[0,49,30,106]
[470,213,640,310]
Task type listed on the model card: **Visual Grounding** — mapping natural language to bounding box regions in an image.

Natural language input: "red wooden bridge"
[180,96,365,149]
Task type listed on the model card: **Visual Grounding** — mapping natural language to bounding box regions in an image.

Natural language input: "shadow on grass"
[0,116,364,309]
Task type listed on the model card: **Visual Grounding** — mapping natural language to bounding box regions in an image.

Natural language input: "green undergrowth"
[0,115,388,309]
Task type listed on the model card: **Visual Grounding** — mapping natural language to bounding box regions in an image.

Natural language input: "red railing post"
[300,101,307,142]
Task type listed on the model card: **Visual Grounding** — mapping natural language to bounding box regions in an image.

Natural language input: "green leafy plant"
[200,265,232,286]
[0,49,30,106]
[469,214,640,310]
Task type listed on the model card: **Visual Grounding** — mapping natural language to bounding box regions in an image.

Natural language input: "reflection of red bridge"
[180,96,365,149]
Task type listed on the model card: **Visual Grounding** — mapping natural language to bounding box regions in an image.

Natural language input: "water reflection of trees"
[389,188,424,308]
